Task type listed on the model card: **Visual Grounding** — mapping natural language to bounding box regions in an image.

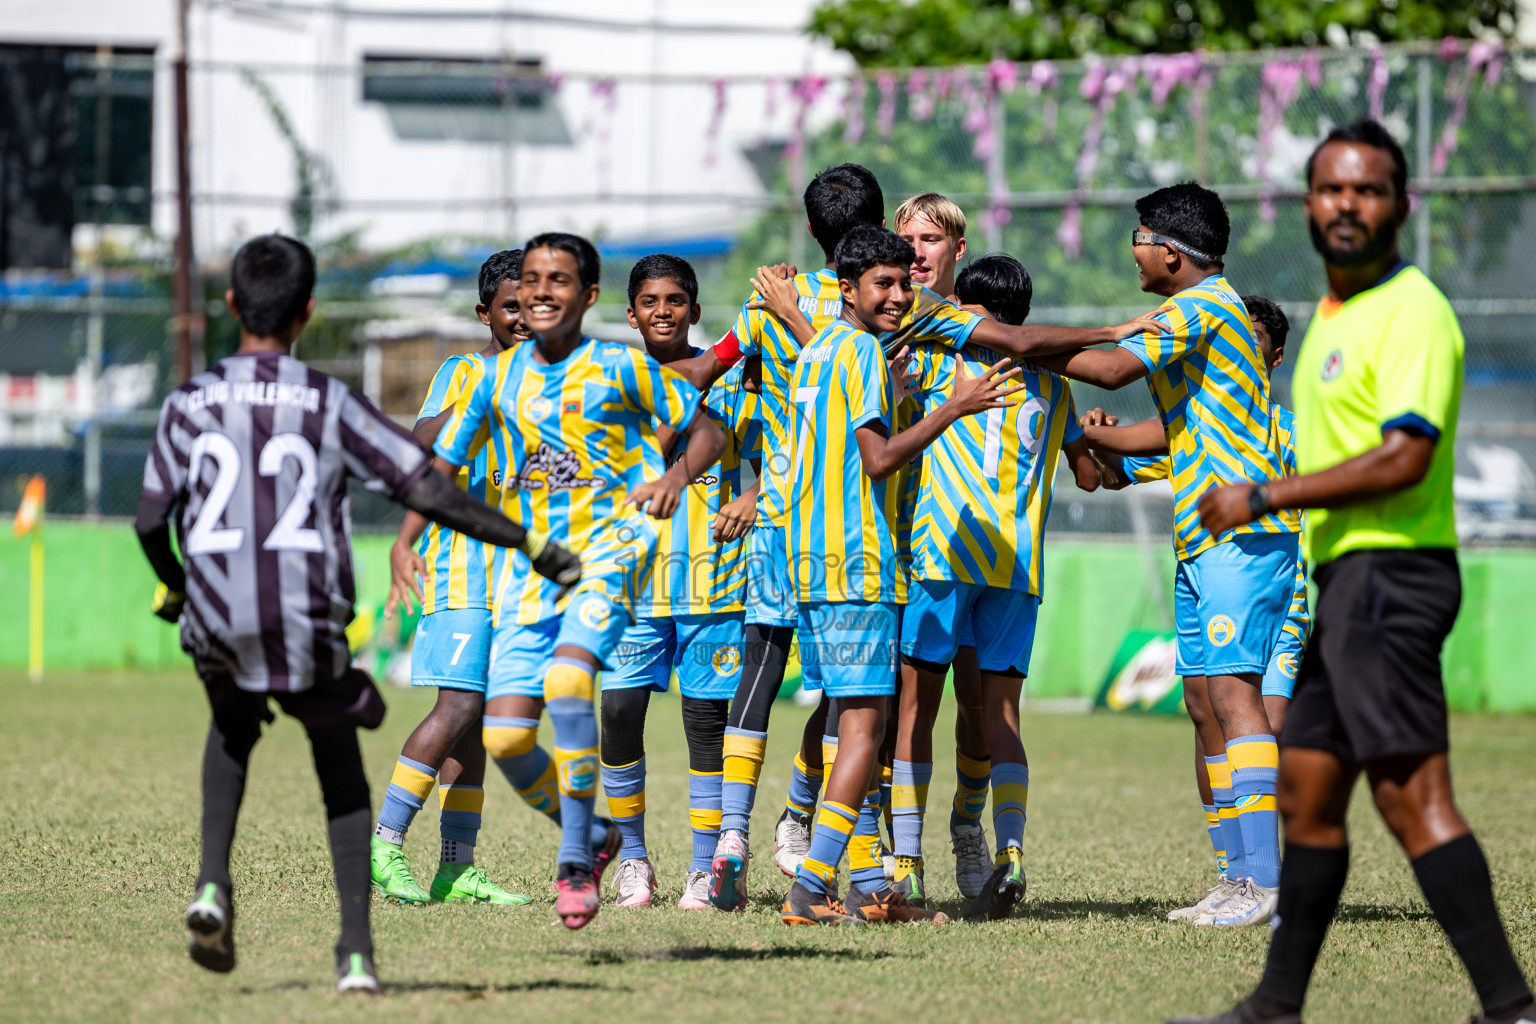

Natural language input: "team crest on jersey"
[523,395,554,421]
[1320,350,1344,381]
[578,596,610,630]
[1207,615,1236,647]
[712,644,742,678]
[1276,651,1299,678]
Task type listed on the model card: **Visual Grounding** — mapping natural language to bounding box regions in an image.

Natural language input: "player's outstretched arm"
[1080,411,1168,456]
[385,456,460,619]
[1062,436,1102,492]
[627,409,728,519]
[134,492,187,621]
[969,311,1165,362]
[856,358,1022,481]
[671,347,735,392]
[402,470,581,594]
[1198,429,1435,536]
[1031,346,1151,390]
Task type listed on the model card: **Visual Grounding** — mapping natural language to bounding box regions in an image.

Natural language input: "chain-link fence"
[2,43,1533,537]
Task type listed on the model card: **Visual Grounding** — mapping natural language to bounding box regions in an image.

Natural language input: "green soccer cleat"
[336,951,380,995]
[370,836,429,905]
[429,862,532,906]
[962,847,1027,922]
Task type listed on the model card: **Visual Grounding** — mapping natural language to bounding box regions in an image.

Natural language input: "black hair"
[1241,294,1290,351]
[1305,118,1409,199]
[230,233,316,337]
[833,224,915,286]
[627,254,699,306]
[955,253,1033,326]
[1134,182,1229,266]
[806,163,885,263]
[521,231,600,289]
[477,248,523,307]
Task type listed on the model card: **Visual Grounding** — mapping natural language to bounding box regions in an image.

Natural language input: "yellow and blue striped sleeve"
[1117,298,1199,373]
[433,356,494,466]
[906,342,952,403]
[731,297,765,360]
[901,287,982,350]
[1062,388,1084,445]
[619,350,702,432]
[418,354,471,421]
[845,334,888,430]
[1123,455,1172,483]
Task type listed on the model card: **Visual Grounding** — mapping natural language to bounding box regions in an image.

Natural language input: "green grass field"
[2,671,1532,1023]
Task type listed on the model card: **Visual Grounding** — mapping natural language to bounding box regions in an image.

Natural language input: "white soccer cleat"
[678,870,713,910]
[1194,879,1277,927]
[951,823,992,900]
[1168,878,1240,922]
[335,951,380,994]
[773,812,812,877]
[613,857,657,908]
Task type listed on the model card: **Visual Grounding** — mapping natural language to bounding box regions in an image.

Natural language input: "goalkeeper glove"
[152,583,186,623]
[522,530,582,602]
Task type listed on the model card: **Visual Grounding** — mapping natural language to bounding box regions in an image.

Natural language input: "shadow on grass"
[1333,903,1434,924]
[562,945,896,965]
[237,978,621,996]
[1003,897,1172,921]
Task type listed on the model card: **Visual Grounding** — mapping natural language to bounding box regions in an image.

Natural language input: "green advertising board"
[1094,630,1185,715]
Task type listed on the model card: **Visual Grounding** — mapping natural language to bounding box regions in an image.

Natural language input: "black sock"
[1252,842,1351,1014]
[1413,834,1534,1018]
[308,725,373,959]
[196,716,261,894]
[727,624,793,734]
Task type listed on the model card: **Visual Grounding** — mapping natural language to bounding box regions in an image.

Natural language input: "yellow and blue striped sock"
[720,727,767,835]
[785,751,822,819]
[602,757,647,861]
[1228,735,1281,888]
[689,769,723,872]
[891,759,932,859]
[485,715,563,824]
[796,800,858,896]
[1204,803,1228,878]
[880,762,894,833]
[991,762,1030,855]
[1206,753,1246,882]
[545,656,600,868]
[848,785,886,890]
[438,784,483,863]
[376,755,436,843]
[950,750,990,833]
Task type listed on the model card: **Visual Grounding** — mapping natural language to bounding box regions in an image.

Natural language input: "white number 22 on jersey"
[185,432,324,556]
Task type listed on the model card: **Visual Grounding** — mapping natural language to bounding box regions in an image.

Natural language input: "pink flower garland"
[1256,53,1322,222]
[907,68,934,121]
[843,74,867,145]
[1367,48,1390,122]
[583,78,619,199]
[979,60,1019,236]
[704,78,729,167]
[785,75,828,190]
[1056,57,1137,258]
[1433,39,1504,174]
[876,71,898,138]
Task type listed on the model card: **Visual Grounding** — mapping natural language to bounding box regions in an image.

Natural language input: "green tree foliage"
[808,0,1519,66]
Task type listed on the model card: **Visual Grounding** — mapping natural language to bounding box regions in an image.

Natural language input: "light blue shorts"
[1263,627,1305,699]
[411,608,493,691]
[796,600,899,699]
[900,579,1040,676]
[487,592,634,701]
[602,611,746,700]
[1174,532,1300,677]
[745,522,796,628]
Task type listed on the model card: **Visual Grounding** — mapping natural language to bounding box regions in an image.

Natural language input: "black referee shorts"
[1283,548,1460,764]
[195,661,387,733]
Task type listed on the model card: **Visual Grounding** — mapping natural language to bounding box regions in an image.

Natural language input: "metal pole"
[985,89,1006,256]
[1416,56,1433,274]
[172,0,203,382]
[84,46,112,518]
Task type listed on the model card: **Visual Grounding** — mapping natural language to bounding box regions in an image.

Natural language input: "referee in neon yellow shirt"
[1174,120,1534,1024]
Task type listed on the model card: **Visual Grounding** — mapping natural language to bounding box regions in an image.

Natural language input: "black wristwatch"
[1248,482,1271,519]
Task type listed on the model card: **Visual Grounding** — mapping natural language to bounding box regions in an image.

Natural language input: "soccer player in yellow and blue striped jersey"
[433,233,725,930]
[780,225,1021,926]
[1070,255,1301,926]
[892,254,1103,920]
[596,256,758,911]
[369,248,533,909]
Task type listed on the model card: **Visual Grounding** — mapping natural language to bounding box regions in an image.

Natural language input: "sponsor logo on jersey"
[712,643,741,677]
[523,395,553,421]
[1207,614,1236,647]
[1320,350,1344,381]
[578,596,610,630]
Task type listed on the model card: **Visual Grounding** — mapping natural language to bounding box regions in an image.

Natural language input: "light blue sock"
[1207,753,1246,883]
[546,657,600,869]
[602,757,648,861]
[689,770,723,873]
[377,755,437,838]
[796,801,858,896]
[1228,735,1281,889]
[890,759,932,858]
[990,762,1030,854]
[848,787,886,891]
